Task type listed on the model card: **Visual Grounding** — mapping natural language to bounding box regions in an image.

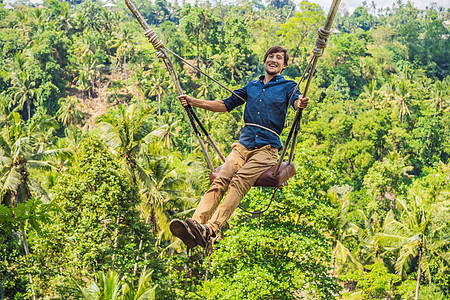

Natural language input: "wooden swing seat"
[209,162,296,188]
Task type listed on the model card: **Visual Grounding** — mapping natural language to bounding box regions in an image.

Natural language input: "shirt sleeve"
[223,84,248,112]
[287,81,302,108]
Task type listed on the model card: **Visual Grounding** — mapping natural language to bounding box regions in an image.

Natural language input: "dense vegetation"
[0,0,449,298]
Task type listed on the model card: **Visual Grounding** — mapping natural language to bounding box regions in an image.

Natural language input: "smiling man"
[170,46,309,249]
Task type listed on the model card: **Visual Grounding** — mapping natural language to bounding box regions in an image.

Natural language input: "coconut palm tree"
[380,74,397,109]
[350,209,391,264]
[155,113,182,150]
[394,78,412,124]
[361,79,380,109]
[139,141,187,240]
[96,104,156,185]
[0,112,72,205]
[79,269,156,300]
[75,53,104,99]
[0,112,72,299]
[427,77,450,117]
[328,192,363,275]
[143,66,173,116]
[9,71,36,120]
[110,25,135,87]
[378,197,450,300]
[56,96,83,126]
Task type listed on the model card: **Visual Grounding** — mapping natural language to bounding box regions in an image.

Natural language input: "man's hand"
[177,94,193,107]
[294,95,309,110]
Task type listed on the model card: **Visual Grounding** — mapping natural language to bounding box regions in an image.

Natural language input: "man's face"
[264,52,286,76]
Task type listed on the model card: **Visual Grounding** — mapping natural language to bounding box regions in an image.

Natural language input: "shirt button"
[263,89,265,91]
[259,100,262,102]
[256,135,258,137]
[257,112,260,114]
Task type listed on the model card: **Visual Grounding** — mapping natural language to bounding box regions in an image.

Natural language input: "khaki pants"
[192,142,278,233]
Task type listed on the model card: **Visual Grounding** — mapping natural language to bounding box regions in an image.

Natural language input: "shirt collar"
[259,75,284,84]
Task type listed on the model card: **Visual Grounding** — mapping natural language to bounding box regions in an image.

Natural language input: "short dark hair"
[263,46,289,68]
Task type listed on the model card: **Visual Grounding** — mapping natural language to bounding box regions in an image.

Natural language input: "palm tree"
[0,112,72,299]
[58,126,85,155]
[9,71,36,120]
[378,198,450,300]
[427,77,450,117]
[327,192,363,275]
[75,54,103,99]
[32,7,46,39]
[361,79,380,109]
[394,78,412,124]
[96,104,156,185]
[143,67,173,116]
[110,25,135,87]
[380,74,397,109]
[155,113,182,150]
[56,96,83,126]
[79,269,157,300]
[139,141,187,241]
[14,8,31,43]
[73,28,97,58]
[57,2,73,33]
[0,112,71,206]
[350,209,391,264]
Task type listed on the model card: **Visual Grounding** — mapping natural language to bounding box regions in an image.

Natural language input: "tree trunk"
[415,247,422,300]
[158,93,161,116]
[112,211,121,264]
[134,234,144,275]
[331,241,337,276]
[22,230,36,300]
[19,180,36,300]
[98,70,101,101]
[196,33,200,73]
[124,51,128,88]
[27,100,31,120]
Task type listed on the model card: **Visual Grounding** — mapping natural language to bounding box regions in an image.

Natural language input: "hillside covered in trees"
[0,0,449,298]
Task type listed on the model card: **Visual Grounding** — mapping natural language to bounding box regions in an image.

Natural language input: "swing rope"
[125,0,341,214]
[126,0,226,170]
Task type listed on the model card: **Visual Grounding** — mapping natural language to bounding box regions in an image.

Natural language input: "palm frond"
[97,122,123,150]
[395,242,419,278]
[26,160,53,171]
[0,136,12,156]
[32,148,73,161]
[29,177,50,203]
[1,167,21,194]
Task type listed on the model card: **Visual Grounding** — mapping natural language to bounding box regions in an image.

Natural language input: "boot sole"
[186,218,207,248]
[169,219,197,249]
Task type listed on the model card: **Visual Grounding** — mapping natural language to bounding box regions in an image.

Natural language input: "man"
[170,46,309,249]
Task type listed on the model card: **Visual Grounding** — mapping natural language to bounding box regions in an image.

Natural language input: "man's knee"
[228,174,254,195]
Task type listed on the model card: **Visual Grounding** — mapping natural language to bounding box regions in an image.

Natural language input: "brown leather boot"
[169,218,198,249]
[185,218,212,248]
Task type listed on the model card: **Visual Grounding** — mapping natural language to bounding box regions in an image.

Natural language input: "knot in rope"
[312,27,331,57]
[144,29,167,58]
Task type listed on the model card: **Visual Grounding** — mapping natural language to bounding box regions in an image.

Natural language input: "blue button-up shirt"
[223,75,301,149]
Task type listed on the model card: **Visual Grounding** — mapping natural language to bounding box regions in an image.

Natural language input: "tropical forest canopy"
[0,0,449,298]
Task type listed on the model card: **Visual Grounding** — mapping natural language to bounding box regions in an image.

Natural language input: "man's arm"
[177,95,227,112]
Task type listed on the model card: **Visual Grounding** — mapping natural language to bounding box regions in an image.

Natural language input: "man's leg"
[191,143,245,224]
[206,144,278,233]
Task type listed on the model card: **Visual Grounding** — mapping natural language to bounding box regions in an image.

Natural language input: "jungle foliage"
[0,0,449,299]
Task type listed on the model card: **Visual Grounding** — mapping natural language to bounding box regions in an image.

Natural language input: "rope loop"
[144,29,167,57]
[312,27,331,57]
